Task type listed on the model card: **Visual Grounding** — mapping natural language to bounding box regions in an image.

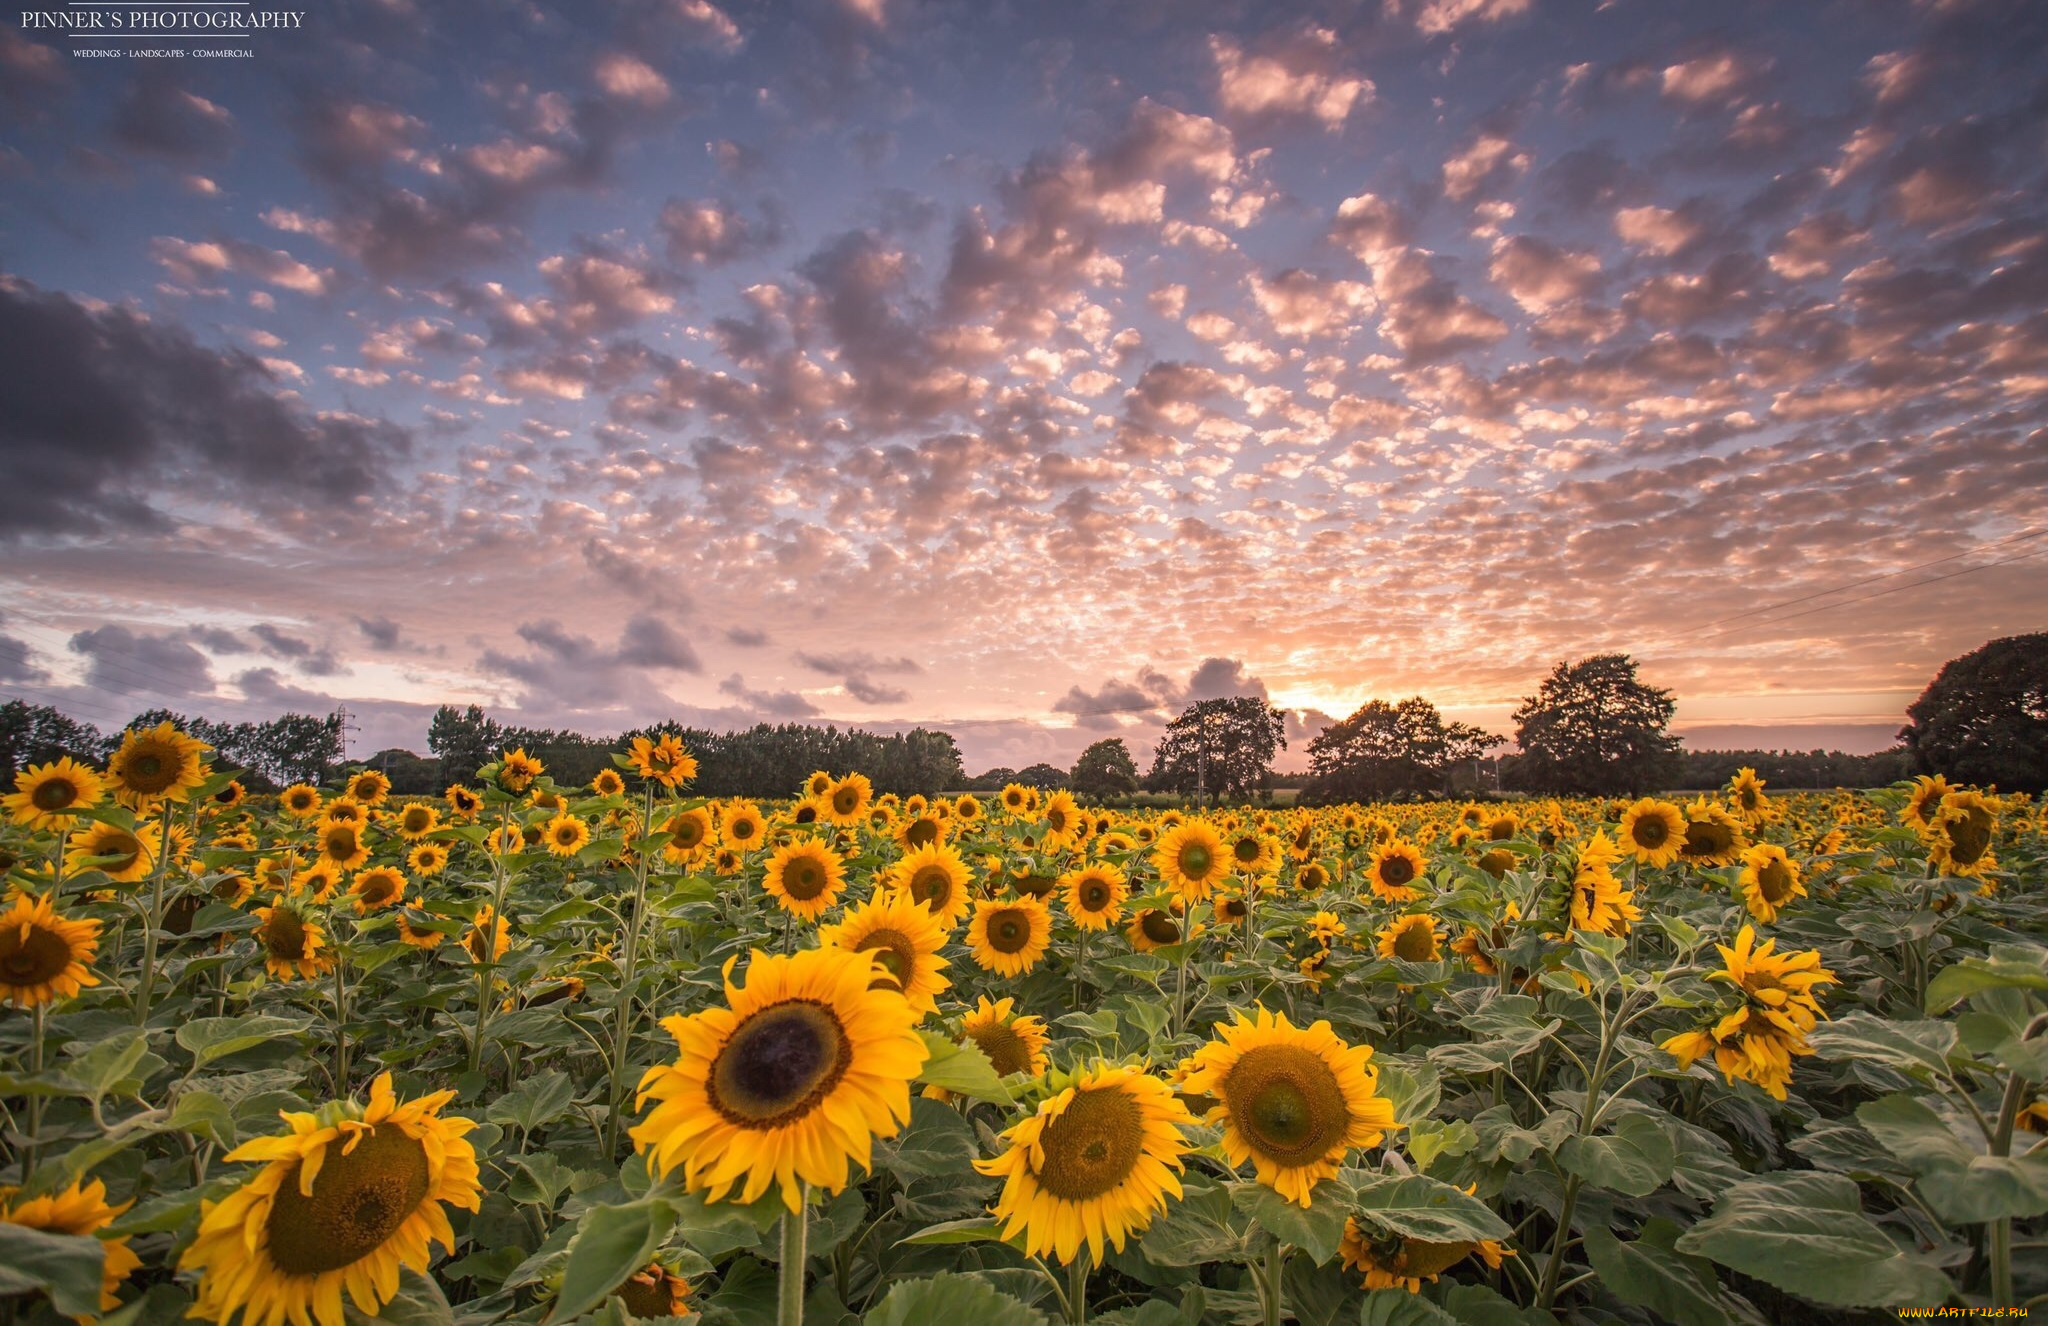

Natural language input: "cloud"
[658,198,783,265]
[477,615,701,712]
[355,616,404,650]
[1412,0,1533,37]
[110,75,236,158]
[0,615,45,683]
[70,625,214,697]
[725,627,771,647]
[717,672,820,718]
[1209,29,1372,130]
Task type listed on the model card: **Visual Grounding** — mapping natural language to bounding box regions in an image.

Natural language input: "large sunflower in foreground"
[975,1061,1194,1265]
[107,721,211,808]
[632,945,928,1212]
[181,1072,481,1326]
[1365,841,1427,903]
[1,1179,141,1312]
[968,897,1052,976]
[0,892,101,1008]
[4,757,106,830]
[1153,820,1229,904]
[1616,797,1686,869]
[762,838,848,921]
[818,889,952,1015]
[1339,1213,1512,1293]
[1178,1007,1398,1206]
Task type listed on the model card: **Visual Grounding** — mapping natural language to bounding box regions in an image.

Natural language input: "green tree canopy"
[1068,737,1140,800]
[1147,696,1287,802]
[1505,653,1679,796]
[1901,632,2048,794]
[1300,697,1502,803]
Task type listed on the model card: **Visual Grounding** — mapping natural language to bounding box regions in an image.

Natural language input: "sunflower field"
[2,724,2046,1326]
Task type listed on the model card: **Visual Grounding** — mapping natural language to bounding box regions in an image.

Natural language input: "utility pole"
[334,704,360,765]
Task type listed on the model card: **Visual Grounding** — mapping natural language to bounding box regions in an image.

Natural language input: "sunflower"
[998,783,1032,815]
[346,769,392,806]
[316,820,371,873]
[1125,908,1183,953]
[543,813,592,858]
[1225,830,1278,877]
[1366,841,1427,903]
[1569,834,1640,937]
[293,864,342,905]
[252,904,332,981]
[465,906,511,965]
[1339,1213,1512,1293]
[1901,774,1953,831]
[661,807,715,863]
[611,1264,691,1318]
[0,893,101,1008]
[975,1062,1194,1264]
[396,910,446,950]
[495,748,542,794]
[445,785,483,818]
[1662,925,1836,1100]
[5,757,107,830]
[275,784,320,818]
[1727,768,1773,823]
[762,838,847,922]
[812,772,870,827]
[1927,789,1999,878]
[1375,914,1443,963]
[957,996,1050,1077]
[1617,798,1686,869]
[1039,791,1083,849]
[65,821,156,883]
[323,798,367,828]
[407,843,448,876]
[1153,820,1229,904]
[895,812,946,851]
[628,734,698,789]
[1,1179,141,1312]
[108,721,211,807]
[953,794,983,823]
[210,780,247,811]
[804,770,835,800]
[350,867,407,916]
[182,1072,480,1326]
[486,824,524,857]
[719,801,767,853]
[884,842,974,927]
[393,803,440,840]
[1737,843,1805,924]
[1179,1007,1398,1206]
[1309,911,1346,945]
[818,889,952,1015]
[1060,862,1129,930]
[1483,812,1521,842]
[632,945,928,1212]
[591,769,626,798]
[968,897,1052,976]
[1296,861,1331,892]
[1676,798,1747,868]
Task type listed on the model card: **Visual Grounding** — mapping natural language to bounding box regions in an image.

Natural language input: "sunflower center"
[781,857,828,900]
[709,1000,852,1128]
[1233,838,1261,865]
[126,749,171,790]
[360,876,401,908]
[832,788,860,814]
[615,1273,683,1318]
[1392,922,1437,962]
[1139,911,1180,944]
[1033,1087,1145,1201]
[793,805,818,824]
[402,809,431,833]
[1178,844,1214,878]
[1947,818,1992,865]
[30,778,80,812]
[1221,1044,1348,1165]
[968,1022,1033,1076]
[856,930,914,990]
[264,911,309,961]
[1392,1237,1479,1278]
[907,866,954,910]
[1683,821,1732,856]
[1757,859,1795,903]
[265,1126,432,1275]
[323,826,359,859]
[730,818,760,843]
[1630,817,1669,849]
[0,925,74,986]
[904,818,939,847]
[1378,856,1415,887]
[1078,879,1112,912]
[987,909,1032,954]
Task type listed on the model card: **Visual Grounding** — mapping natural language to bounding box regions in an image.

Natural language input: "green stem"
[604,784,658,1157]
[468,809,512,1077]
[23,1005,45,1179]
[1073,927,1088,1006]
[131,806,176,1026]
[331,933,350,1091]
[779,1188,809,1326]
[1261,1242,1287,1326]
[1066,1248,1091,1326]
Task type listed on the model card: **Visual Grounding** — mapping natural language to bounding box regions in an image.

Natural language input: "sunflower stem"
[331,924,351,1091]
[1066,1248,1091,1326]
[778,1186,809,1326]
[1261,1242,1287,1326]
[468,809,512,1078]
[23,1004,45,1179]
[1073,927,1088,1006]
[131,804,176,1027]
[604,783,658,1158]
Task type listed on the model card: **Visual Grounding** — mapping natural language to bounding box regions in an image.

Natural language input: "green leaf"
[1807,1013,1958,1078]
[875,1097,979,1181]
[1285,1258,1356,1326]
[176,1015,313,1067]
[1856,1093,2048,1224]
[1359,1289,1455,1326]
[897,1217,1006,1247]
[1673,1172,1953,1307]
[1403,1119,1477,1175]
[1437,1283,1550,1326]
[0,1221,109,1320]
[667,1189,774,1259]
[914,1031,1014,1104]
[486,1070,577,1132]
[550,1197,677,1323]
[64,1029,152,1102]
[1347,1175,1510,1243]
[1373,1059,1439,1128]
[864,1271,1048,1326]
[1471,1105,1572,1165]
[345,1268,454,1326]
[1229,1179,1351,1265]
[1583,1218,1736,1326]
[1558,1115,1676,1197]
[166,1089,236,1148]
[1925,945,2048,1014]
[1139,1190,1245,1267]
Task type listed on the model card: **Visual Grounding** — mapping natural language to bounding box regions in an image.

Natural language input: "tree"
[0,700,105,783]
[1069,737,1140,800]
[427,705,504,786]
[1148,697,1287,803]
[1505,654,1679,796]
[1013,762,1068,791]
[1901,632,2048,794]
[1300,697,1502,803]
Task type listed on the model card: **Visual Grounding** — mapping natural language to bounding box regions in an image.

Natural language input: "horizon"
[3,0,2044,773]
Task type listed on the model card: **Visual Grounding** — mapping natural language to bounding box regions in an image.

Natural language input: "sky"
[1,0,2044,774]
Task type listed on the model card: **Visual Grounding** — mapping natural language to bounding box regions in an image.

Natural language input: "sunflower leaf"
[864,1271,1048,1326]
[1672,1172,1953,1307]
[550,1196,677,1323]
[176,1015,313,1068]
[0,1222,108,1320]
[1558,1115,1675,1197]
[914,1031,1014,1104]
[1856,1093,2048,1224]
[1582,1218,1738,1326]
[1229,1180,1352,1264]
[875,1097,980,1181]
[1347,1174,1511,1243]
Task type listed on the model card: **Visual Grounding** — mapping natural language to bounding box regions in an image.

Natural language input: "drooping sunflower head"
[1297,861,1331,892]
[1179,1006,1398,1206]
[1928,789,1999,876]
[886,842,973,926]
[1126,908,1183,953]
[1902,774,1952,831]
[974,1061,1195,1265]
[628,734,698,789]
[1339,1214,1510,1293]
[1153,820,1228,903]
[347,769,392,806]
[632,945,928,1212]
[1367,841,1427,902]
[396,910,446,950]
[896,812,945,851]
[1061,862,1129,930]
[65,821,155,883]
[818,889,952,1015]
[762,838,848,921]
[611,1264,691,1318]
[350,867,408,915]
[4,757,107,830]
[0,893,101,1008]
[180,1072,481,1326]
[465,906,512,965]
[1376,914,1443,964]
[544,813,592,858]
[108,721,211,807]
[0,1178,140,1311]
[968,897,1052,977]
[1737,843,1805,923]
[1677,798,1747,868]
[959,996,1050,1078]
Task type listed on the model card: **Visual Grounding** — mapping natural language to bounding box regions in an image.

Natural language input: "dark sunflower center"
[95,832,143,872]
[909,867,953,909]
[288,792,316,812]
[1631,817,1669,849]
[1683,821,1732,856]
[265,1126,431,1275]
[1477,849,1513,879]
[969,1022,1033,1076]
[730,817,759,842]
[1078,879,1113,912]
[1139,911,1180,944]
[324,827,359,858]
[832,788,860,814]
[1234,838,1261,864]
[1033,1086,1145,1201]
[557,824,583,845]
[0,925,74,985]
[402,809,431,833]
[1016,875,1057,898]
[857,930,914,990]
[1301,866,1327,890]
[615,1273,683,1318]
[264,911,309,960]
[987,910,1031,953]
[1488,822,1515,841]
[1178,844,1213,877]
[794,805,818,824]
[1221,1044,1348,1165]
[782,857,828,900]
[1379,855,1415,887]
[31,778,79,812]
[1393,922,1436,962]
[1757,859,1795,903]
[904,818,939,847]
[1947,818,1992,865]
[1394,1237,1480,1277]
[353,779,379,799]
[128,750,170,788]
[360,875,401,907]
[709,1000,851,1127]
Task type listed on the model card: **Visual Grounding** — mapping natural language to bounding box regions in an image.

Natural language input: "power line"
[1686,526,2048,634]
[1701,545,2047,637]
